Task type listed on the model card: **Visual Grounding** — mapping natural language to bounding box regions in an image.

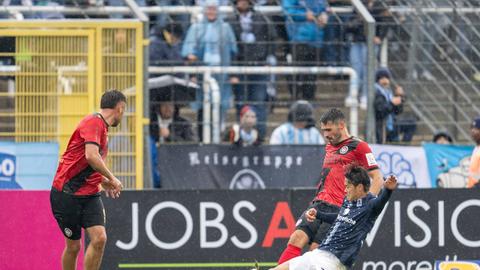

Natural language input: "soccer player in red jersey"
[277,108,384,264]
[50,90,126,270]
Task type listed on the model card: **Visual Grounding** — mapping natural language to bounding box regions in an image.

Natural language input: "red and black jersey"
[52,113,109,196]
[314,137,378,206]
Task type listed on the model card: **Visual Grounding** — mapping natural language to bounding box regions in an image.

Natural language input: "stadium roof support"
[351,0,376,144]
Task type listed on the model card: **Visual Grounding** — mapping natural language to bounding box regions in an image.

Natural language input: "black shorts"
[295,200,340,244]
[50,188,105,240]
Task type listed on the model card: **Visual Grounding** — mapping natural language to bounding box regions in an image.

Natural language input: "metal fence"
[380,0,480,143]
[0,20,145,189]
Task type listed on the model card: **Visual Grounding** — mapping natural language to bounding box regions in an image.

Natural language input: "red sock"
[277,244,302,265]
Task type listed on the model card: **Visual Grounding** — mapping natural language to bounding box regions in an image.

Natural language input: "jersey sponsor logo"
[343,208,350,216]
[64,228,73,237]
[337,215,356,225]
[339,146,349,155]
[366,153,378,166]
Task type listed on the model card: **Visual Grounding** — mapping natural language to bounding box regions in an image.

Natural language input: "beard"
[111,119,120,127]
[329,134,341,145]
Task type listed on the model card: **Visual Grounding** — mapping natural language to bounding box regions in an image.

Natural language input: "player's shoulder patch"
[365,152,378,166]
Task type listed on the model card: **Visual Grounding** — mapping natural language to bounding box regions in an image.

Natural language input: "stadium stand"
[2,0,480,144]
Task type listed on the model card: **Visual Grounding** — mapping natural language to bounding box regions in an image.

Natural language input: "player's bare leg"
[288,230,309,246]
[84,225,107,270]
[277,230,309,264]
[62,238,81,270]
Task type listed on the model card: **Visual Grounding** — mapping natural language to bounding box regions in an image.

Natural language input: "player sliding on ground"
[269,164,398,270]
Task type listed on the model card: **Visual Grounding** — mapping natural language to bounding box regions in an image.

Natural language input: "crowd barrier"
[101,189,479,269]
[0,142,475,191]
[1,189,479,269]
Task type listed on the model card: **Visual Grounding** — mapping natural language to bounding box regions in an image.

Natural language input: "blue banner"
[423,143,474,188]
[0,152,20,189]
[0,142,58,190]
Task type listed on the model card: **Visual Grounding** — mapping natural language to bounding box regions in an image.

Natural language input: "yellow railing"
[0,20,144,189]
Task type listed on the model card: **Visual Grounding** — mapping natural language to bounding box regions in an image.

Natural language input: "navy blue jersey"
[317,188,392,268]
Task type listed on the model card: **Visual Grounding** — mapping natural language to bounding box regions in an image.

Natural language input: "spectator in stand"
[255,0,290,64]
[224,105,261,146]
[149,96,195,188]
[195,0,230,20]
[270,100,325,145]
[226,0,277,141]
[182,0,237,141]
[254,0,289,109]
[432,130,453,145]
[373,67,404,144]
[150,100,195,145]
[390,85,417,143]
[1,0,36,19]
[371,0,395,48]
[282,0,328,100]
[345,0,393,109]
[155,0,194,32]
[149,23,184,67]
[196,0,229,6]
[323,0,352,66]
[34,0,65,19]
[103,28,135,54]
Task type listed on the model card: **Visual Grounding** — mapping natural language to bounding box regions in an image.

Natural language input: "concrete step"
[179,75,447,145]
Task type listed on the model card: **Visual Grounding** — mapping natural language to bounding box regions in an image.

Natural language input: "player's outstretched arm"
[384,175,398,190]
[371,175,398,216]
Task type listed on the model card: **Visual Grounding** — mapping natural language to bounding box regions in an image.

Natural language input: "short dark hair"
[320,108,345,125]
[432,131,453,143]
[344,163,371,192]
[100,89,126,109]
[288,100,314,123]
